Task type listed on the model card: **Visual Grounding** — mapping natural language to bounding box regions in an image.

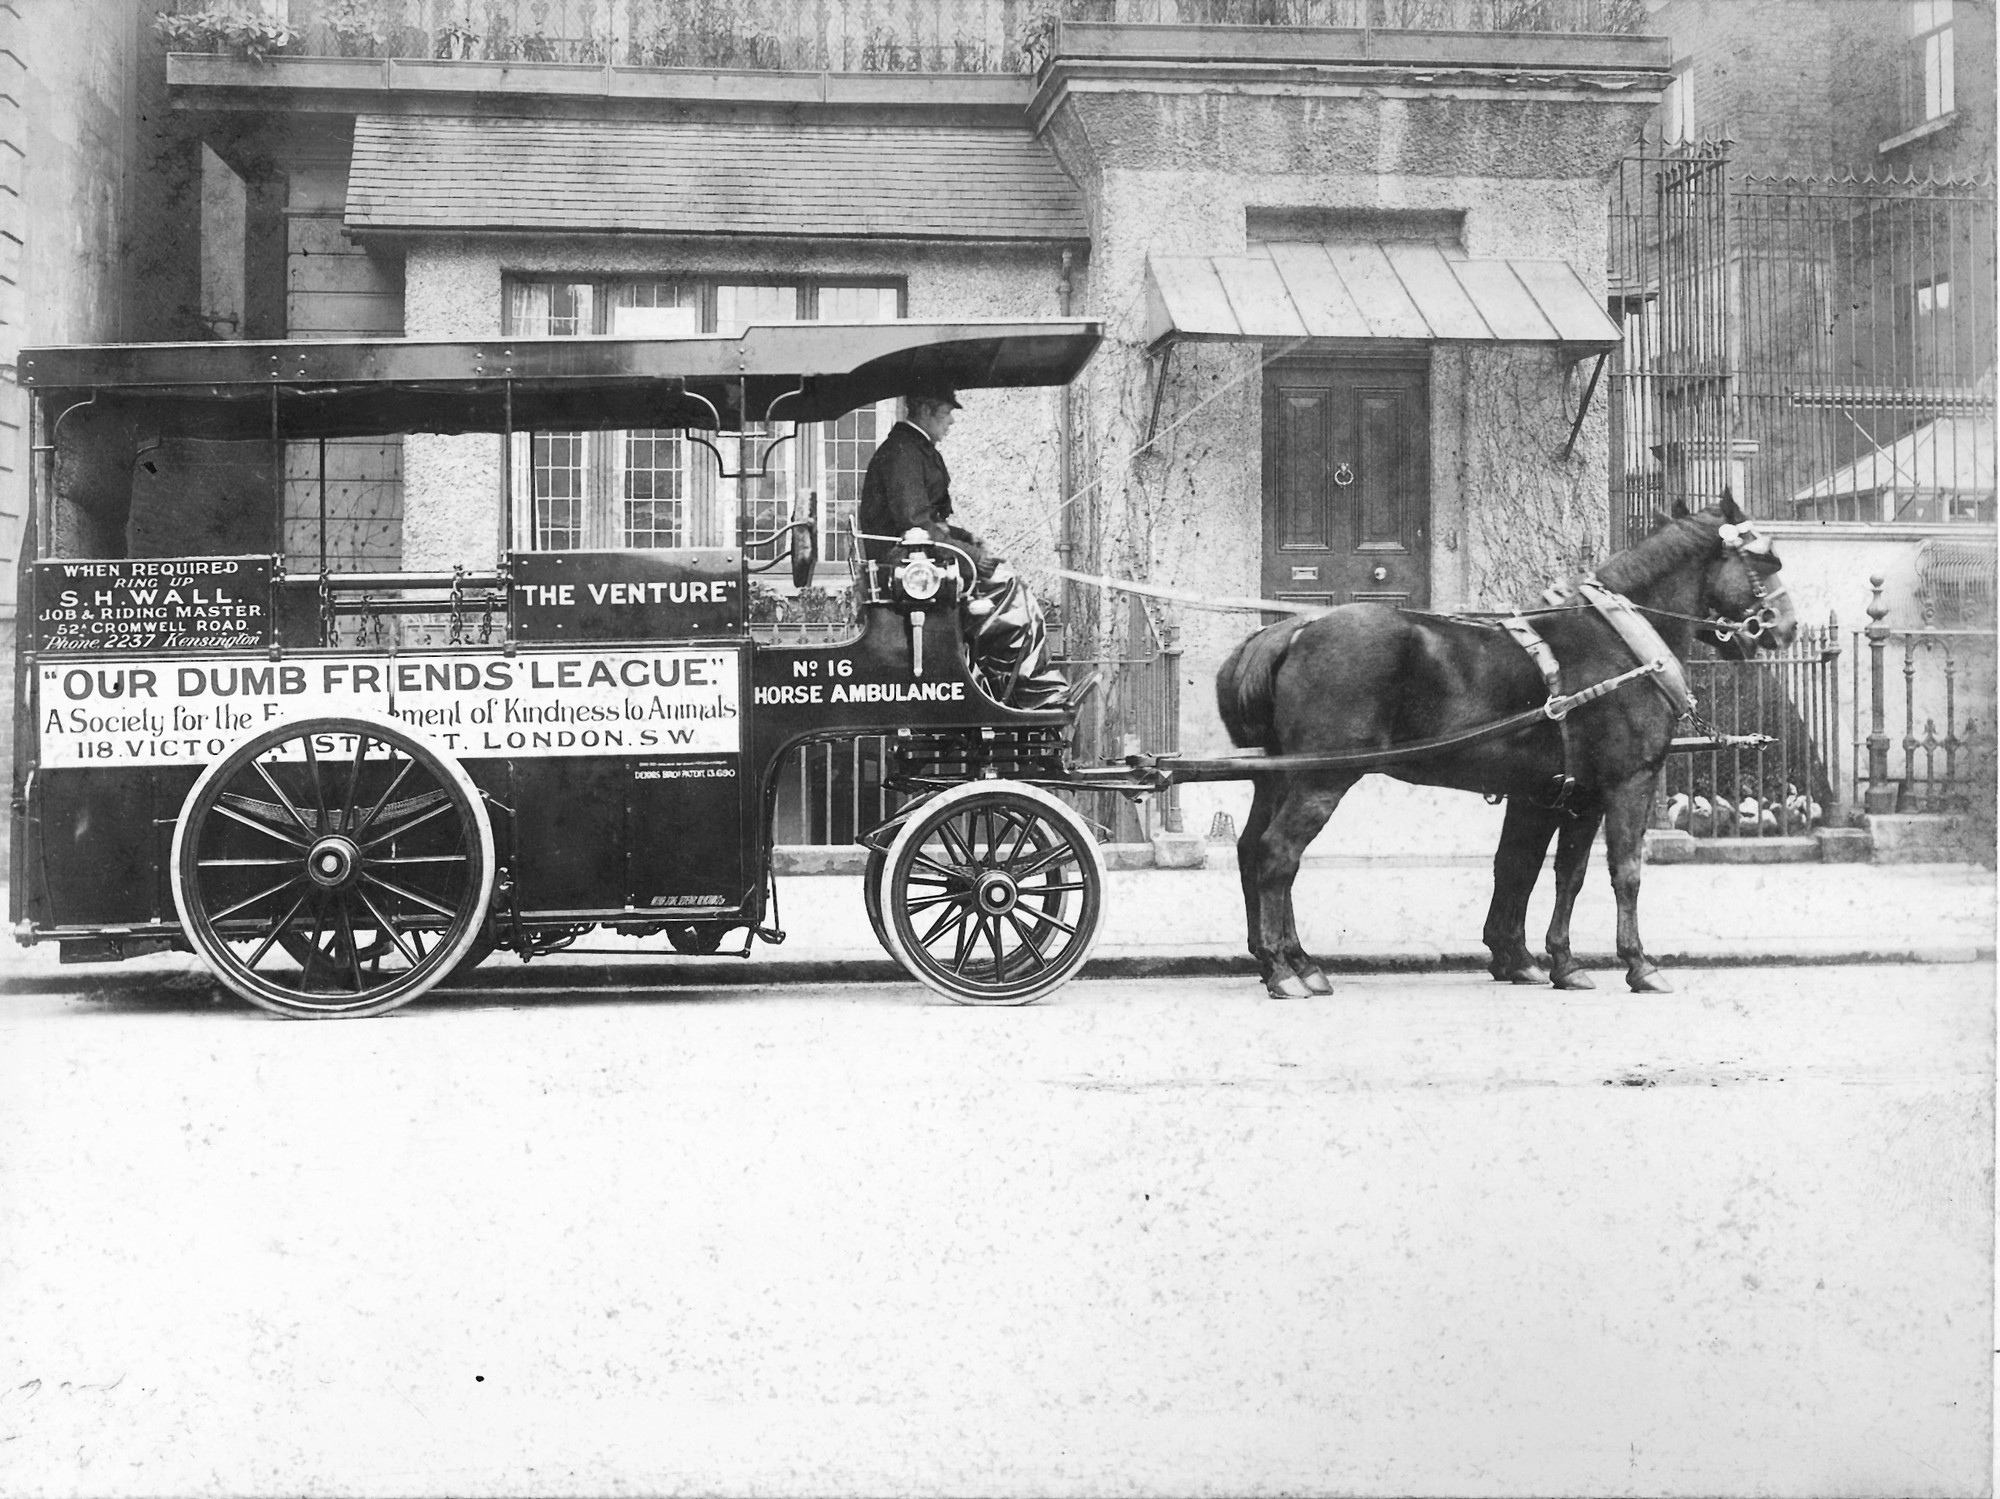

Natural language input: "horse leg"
[1544,809,1604,990]
[1604,774,1672,993]
[1482,797,1559,984]
[1235,780,1275,978]
[1250,773,1352,999]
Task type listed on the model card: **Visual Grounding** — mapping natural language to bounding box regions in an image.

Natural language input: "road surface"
[1,963,1991,1496]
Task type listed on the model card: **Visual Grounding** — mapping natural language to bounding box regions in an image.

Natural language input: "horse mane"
[1591,511,1722,597]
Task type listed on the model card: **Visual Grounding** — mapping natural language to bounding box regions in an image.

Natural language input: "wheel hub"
[306,835,363,890]
[973,869,1018,916]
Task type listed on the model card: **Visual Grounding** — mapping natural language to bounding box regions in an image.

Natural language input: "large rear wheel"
[171,713,494,1018]
[876,781,1104,1006]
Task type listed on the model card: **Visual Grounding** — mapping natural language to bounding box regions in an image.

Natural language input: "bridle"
[1633,519,1791,644]
[1704,521,1791,643]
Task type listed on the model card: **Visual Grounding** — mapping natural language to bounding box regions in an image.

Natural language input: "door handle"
[1332,463,1354,486]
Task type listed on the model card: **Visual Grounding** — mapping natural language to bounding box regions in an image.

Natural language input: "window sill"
[1878,112,1957,154]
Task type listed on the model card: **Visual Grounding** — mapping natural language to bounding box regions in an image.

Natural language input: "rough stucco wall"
[1459,343,1612,610]
[400,236,1069,573]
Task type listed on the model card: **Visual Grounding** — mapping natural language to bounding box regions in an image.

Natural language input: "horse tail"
[1215,616,1313,750]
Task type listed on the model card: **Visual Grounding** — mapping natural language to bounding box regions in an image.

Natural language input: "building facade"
[26,0,1674,845]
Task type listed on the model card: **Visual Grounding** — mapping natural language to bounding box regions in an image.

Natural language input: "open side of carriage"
[12,320,1116,1016]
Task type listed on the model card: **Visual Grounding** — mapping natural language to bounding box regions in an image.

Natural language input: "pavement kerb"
[7,942,1989,1000]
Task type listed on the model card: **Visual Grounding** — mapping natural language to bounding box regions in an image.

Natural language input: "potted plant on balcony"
[322,0,390,57]
[154,6,298,61]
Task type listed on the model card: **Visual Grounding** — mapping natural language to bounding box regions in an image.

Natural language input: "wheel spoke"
[253,758,316,835]
[354,886,421,965]
[947,911,981,975]
[371,853,470,866]
[212,799,309,850]
[908,851,964,885]
[1006,842,1078,882]
[338,731,371,834]
[298,903,329,984]
[983,911,1006,972]
[904,890,964,914]
[1018,909,1080,939]
[996,810,1034,867]
[244,887,314,970]
[197,857,300,869]
[361,793,456,851]
[302,735,332,831]
[334,901,367,990]
[209,872,305,924]
[1023,879,1089,895]
[918,898,971,949]
[361,870,462,920]
[935,816,977,870]
[1003,910,1052,973]
[354,755,416,838]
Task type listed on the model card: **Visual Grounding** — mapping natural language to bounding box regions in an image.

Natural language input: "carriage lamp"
[898,553,944,603]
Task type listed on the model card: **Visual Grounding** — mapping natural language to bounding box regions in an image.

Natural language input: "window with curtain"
[504,276,902,570]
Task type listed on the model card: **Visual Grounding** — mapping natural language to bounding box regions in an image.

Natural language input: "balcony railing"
[159,0,1649,73]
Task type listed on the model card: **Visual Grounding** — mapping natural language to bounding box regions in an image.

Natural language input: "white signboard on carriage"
[37,648,741,769]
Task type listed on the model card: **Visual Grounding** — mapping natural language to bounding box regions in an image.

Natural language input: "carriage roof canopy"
[20,320,1102,440]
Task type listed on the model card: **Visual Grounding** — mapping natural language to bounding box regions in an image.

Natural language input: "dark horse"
[1215,497,1797,999]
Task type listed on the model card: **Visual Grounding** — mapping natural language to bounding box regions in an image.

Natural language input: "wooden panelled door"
[1262,357,1430,609]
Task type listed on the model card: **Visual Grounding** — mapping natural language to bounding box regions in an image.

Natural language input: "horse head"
[1673,492,1798,659]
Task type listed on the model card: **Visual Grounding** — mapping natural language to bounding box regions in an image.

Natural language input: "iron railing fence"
[1609,134,1996,533]
[1854,575,1996,821]
[1657,622,1842,839]
[1608,136,1734,549]
[1735,171,1996,525]
[163,0,1648,70]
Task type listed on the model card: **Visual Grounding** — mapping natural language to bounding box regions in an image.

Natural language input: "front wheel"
[171,712,495,1018]
[876,781,1105,1006]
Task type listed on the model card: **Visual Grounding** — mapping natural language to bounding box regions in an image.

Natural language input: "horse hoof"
[1300,966,1334,996]
[1491,963,1550,986]
[1627,968,1674,994]
[1266,973,1316,1000]
[1550,965,1596,991]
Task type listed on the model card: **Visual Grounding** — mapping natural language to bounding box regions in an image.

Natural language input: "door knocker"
[1332,463,1355,487]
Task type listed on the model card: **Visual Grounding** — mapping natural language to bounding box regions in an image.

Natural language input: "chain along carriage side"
[11,321,1189,1016]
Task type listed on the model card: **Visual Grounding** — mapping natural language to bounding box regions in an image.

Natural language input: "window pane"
[823,404,882,562]
[623,430,686,548]
[716,284,800,335]
[818,285,901,322]
[611,282,700,337]
[534,432,585,549]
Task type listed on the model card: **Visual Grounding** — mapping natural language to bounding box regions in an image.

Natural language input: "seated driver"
[857,383,1067,710]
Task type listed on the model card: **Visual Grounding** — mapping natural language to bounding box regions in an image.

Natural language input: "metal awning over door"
[1144,243,1621,354]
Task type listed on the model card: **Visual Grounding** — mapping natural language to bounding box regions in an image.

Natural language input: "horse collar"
[1573,578,1694,716]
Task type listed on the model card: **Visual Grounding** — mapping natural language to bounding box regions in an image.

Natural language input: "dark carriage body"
[13,323,1101,1010]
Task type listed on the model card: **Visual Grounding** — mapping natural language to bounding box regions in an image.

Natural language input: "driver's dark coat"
[858,420,952,562]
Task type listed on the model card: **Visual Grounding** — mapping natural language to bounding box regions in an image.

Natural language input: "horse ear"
[1717,487,1746,524]
[1669,497,1691,519]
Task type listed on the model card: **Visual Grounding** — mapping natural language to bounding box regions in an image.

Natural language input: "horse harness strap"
[1573,580,1693,716]
[1500,582,1689,807]
[1498,612,1582,805]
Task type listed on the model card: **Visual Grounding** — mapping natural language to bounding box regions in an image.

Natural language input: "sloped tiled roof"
[345,114,1087,241]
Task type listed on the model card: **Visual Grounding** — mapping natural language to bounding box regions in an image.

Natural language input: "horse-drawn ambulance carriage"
[13,321,1122,1015]
[12,319,1797,1016]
